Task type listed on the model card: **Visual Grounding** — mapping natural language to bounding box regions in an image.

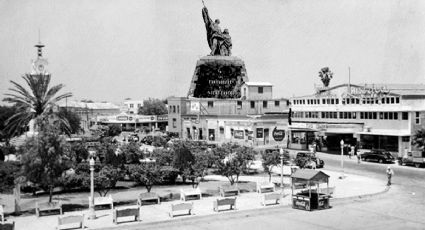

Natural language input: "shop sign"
[256,128,263,138]
[117,116,128,121]
[272,127,285,141]
[234,130,244,139]
[157,115,168,121]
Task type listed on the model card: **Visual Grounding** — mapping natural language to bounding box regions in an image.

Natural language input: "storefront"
[97,113,168,132]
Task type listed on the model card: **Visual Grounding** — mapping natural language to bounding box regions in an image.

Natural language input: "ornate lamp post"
[88,157,96,219]
[279,148,284,193]
[339,140,345,179]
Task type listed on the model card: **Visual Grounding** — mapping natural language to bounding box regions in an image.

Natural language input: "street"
[109,152,425,230]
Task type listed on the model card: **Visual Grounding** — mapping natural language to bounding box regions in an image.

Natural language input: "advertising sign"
[190,101,200,112]
[117,116,128,121]
[256,128,263,138]
[234,130,244,139]
[272,127,285,141]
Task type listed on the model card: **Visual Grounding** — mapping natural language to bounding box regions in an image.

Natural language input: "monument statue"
[202,6,232,56]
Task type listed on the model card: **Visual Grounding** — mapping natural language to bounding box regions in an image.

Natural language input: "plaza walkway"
[1,169,387,230]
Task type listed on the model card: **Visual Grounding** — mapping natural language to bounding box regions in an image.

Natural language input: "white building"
[123,100,144,114]
[290,83,425,156]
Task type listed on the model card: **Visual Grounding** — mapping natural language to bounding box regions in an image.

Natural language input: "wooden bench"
[113,207,140,224]
[180,188,202,201]
[0,221,14,230]
[89,195,114,210]
[213,197,237,212]
[169,202,193,217]
[35,201,63,217]
[137,192,160,206]
[56,215,84,230]
[219,185,239,197]
[261,193,281,206]
[256,182,275,194]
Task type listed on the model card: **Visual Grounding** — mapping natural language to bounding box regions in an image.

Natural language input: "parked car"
[361,149,395,163]
[294,152,324,169]
[401,150,425,168]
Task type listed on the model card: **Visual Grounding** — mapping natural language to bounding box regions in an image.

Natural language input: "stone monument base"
[188,56,249,99]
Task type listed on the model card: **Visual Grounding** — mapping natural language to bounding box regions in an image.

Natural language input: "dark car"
[361,149,395,163]
[295,152,324,169]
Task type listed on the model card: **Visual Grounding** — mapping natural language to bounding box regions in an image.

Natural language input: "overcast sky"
[0,0,424,104]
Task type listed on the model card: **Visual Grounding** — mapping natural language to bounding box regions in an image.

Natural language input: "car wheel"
[415,163,421,168]
[378,159,383,164]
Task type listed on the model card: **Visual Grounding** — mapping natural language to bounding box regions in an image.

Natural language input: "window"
[177,105,179,113]
[384,112,388,120]
[386,98,390,104]
[172,118,177,128]
[336,99,339,104]
[173,106,176,113]
[322,99,326,104]
[402,136,410,142]
[360,112,364,119]
[382,98,385,104]
[373,112,377,119]
[391,97,395,104]
[275,101,280,107]
[402,112,408,120]
[250,101,255,108]
[219,127,224,134]
[263,101,268,108]
[396,97,400,103]
[208,101,214,108]
[137,103,141,108]
[416,112,420,124]
[237,101,242,109]
[130,104,134,108]
[258,87,263,94]
[394,112,398,120]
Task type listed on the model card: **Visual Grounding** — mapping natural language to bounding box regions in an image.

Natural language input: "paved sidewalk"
[2,169,386,230]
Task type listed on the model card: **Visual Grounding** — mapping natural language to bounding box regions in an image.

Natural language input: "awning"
[290,127,318,132]
[356,129,411,136]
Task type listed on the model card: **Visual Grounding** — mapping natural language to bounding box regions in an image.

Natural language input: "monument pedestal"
[188,56,249,99]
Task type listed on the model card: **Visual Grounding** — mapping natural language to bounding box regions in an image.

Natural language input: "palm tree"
[318,67,333,87]
[412,129,425,149]
[3,74,72,136]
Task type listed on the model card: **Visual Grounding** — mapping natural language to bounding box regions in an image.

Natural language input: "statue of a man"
[202,7,232,56]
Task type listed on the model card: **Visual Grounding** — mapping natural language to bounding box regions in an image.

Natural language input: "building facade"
[123,100,144,114]
[97,113,168,132]
[290,83,425,156]
[168,82,290,147]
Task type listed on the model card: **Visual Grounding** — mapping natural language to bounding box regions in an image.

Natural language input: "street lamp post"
[88,158,96,219]
[339,140,345,179]
[279,148,284,194]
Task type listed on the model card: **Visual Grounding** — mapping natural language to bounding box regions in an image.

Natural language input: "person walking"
[356,151,361,164]
[386,166,394,186]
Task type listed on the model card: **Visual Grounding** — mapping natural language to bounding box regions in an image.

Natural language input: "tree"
[119,142,143,164]
[0,161,21,193]
[20,122,73,202]
[87,165,121,197]
[57,108,81,134]
[412,129,425,149]
[138,98,167,115]
[172,142,195,182]
[128,163,162,193]
[107,124,122,137]
[0,105,20,141]
[70,141,89,164]
[3,74,72,136]
[318,67,333,87]
[261,150,289,182]
[213,143,246,185]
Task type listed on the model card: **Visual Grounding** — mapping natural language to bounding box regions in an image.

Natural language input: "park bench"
[89,195,114,210]
[35,201,63,217]
[0,221,14,230]
[213,197,237,212]
[219,185,239,197]
[169,202,193,218]
[261,193,281,206]
[318,186,336,197]
[137,192,160,206]
[180,187,202,201]
[56,214,84,230]
[256,182,275,194]
[113,207,140,224]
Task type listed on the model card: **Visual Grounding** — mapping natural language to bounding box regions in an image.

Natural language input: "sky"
[0,0,424,104]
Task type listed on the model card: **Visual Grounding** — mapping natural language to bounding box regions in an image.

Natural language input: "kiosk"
[291,169,332,211]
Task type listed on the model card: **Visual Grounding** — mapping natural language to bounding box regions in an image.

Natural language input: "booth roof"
[291,169,329,182]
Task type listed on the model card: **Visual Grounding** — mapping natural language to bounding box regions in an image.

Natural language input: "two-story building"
[168,82,290,147]
[290,83,425,156]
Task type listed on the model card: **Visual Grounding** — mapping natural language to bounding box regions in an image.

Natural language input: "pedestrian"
[386,166,394,186]
[350,145,355,159]
[356,151,361,164]
[348,145,352,159]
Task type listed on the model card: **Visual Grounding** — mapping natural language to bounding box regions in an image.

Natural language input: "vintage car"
[295,152,324,169]
[360,149,395,163]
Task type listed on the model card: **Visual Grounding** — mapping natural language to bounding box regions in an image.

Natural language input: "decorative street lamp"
[339,140,345,179]
[88,157,96,219]
[279,148,284,194]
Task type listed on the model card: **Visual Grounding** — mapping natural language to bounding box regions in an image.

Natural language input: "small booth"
[291,169,331,211]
